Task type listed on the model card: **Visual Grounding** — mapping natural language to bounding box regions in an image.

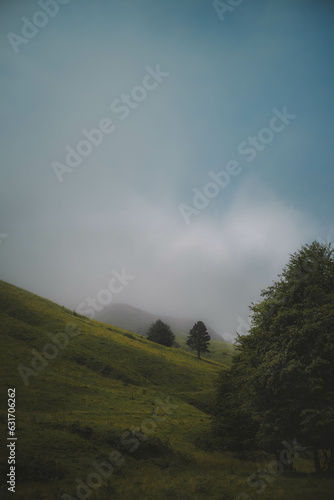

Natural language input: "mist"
[1,0,333,340]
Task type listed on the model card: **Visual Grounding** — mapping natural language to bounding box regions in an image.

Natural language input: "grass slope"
[0,280,333,500]
[175,335,235,367]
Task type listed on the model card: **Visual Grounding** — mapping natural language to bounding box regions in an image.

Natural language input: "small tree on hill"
[146,319,175,347]
[186,321,210,359]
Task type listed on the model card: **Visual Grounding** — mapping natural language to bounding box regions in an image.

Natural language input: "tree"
[146,319,175,347]
[213,241,334,473]
[186,321,210,359]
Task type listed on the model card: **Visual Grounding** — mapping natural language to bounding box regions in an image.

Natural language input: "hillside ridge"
[95,302,226,341]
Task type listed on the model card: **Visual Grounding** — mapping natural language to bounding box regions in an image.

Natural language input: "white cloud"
[58,179,315,339]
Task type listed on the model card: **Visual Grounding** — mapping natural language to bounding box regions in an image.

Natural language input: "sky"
[0,0,333,340]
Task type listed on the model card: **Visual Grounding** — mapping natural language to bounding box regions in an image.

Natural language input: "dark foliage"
[212,242,334,473]
[146,319,175,347]
[186,321,210,359]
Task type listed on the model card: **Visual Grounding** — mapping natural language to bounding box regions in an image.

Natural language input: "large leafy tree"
[146,319,175,347]
[186,321,210,359]
[213,241,334,472]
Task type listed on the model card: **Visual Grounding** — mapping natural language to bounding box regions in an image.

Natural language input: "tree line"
[146,319,210,359]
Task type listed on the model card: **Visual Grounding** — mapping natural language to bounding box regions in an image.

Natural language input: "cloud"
[0,0,332,342]
[49,179,315,339]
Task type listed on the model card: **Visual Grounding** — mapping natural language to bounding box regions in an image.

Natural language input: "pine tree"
[146,319,175,347]
[186,321,210,359]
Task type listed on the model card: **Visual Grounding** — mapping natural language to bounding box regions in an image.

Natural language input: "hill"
[95,302,225,341]
[0,280,333,500]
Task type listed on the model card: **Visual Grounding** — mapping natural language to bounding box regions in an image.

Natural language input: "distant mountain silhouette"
[95,303,225,341]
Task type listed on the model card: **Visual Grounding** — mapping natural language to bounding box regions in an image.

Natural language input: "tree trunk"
[328,448,334,474]
[197,350,201,359]
[274,450,281,473]
[323,449,329,471]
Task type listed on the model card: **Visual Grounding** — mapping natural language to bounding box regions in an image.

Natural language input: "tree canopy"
[213,241,334,473]
[146,319,175,347]
[186,321,210,359]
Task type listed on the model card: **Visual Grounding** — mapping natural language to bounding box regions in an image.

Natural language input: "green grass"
[176,335,235,367]
[0,279,333,499]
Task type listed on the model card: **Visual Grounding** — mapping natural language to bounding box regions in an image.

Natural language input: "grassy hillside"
[0,280,333,499]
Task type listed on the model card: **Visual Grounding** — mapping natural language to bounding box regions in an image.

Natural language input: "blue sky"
[0,0,333,338]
